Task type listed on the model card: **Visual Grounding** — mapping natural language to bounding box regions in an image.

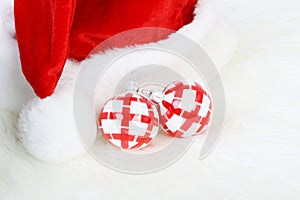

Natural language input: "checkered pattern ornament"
[159,81,212,138]
[98,92,159,150]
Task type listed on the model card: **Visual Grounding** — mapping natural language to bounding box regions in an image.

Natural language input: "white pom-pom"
[17,90,87,162]
[17,61,92,162]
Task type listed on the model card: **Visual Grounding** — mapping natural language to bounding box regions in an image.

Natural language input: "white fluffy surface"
[0,0,300,199]
[0,0,34,113]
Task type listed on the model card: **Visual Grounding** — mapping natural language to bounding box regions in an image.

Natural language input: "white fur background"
[1,0,300,199]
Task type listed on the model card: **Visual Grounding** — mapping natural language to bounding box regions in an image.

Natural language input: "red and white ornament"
[159,81,212,138]
[98,92,159,150]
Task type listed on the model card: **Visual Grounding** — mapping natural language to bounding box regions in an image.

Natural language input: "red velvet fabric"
[14,0,197,98]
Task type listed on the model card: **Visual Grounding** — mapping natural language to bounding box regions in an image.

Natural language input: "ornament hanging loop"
[126,81,164,103]
[126,81,139,93]
[140,89,164,103]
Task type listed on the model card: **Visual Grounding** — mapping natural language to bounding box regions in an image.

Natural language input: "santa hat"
[11,0,236,162]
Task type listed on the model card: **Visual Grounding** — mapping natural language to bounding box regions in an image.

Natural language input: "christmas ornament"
[98,82,159,150]
[158,81,212,138]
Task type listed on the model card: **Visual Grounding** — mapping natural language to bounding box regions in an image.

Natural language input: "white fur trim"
[177,2,237,69]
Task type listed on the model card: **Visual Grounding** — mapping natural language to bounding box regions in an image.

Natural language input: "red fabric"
[14,0,197,98]
[14,0,76,98]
